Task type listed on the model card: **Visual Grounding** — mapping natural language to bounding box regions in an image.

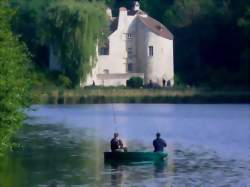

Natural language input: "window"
[99,47,109,55]
[127,48,133,58]
[104,69,109,74]
[127,33,132,39]
[148,46,154,56]
[99,40,109,55]
[127,63,133,72]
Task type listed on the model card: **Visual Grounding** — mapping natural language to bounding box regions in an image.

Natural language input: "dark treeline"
[8,0,250,88]
[108,0,250,88]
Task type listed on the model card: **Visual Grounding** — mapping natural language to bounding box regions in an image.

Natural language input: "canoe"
[104,152,167,162]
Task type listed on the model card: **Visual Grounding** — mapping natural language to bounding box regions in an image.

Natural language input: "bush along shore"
[32,87,250,104]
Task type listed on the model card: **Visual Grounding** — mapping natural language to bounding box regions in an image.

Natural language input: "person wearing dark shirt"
[153,132,167,152]
[162,78,166,87]
[110,132,124,152]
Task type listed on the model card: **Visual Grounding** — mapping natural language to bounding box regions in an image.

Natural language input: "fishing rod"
[111,102,117,125]
[111,96,119,133]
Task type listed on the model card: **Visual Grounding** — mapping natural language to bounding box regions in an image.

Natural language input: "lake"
[0,104,250,187]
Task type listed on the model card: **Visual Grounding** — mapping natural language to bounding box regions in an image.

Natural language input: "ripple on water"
[170,146,250,187]
[2,104,250,187]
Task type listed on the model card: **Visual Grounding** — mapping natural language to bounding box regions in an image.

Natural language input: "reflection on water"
[0,104,250,187]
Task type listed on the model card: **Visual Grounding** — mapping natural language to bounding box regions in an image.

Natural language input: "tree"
[163,0,250,87]
[0,0,31,156]
[141,0,173,21]
[46,0,108,86]
[10,0,109,87]
[237,5,250,85]
[126,77,143,88]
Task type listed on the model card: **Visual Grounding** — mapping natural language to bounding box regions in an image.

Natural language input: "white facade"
[50,2,174,87]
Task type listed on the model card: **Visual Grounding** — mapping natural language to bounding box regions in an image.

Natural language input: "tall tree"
[11,0,109,87]
[163,0,250,87]
[46,0,108,86]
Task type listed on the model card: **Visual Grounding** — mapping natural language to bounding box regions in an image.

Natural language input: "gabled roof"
[138,16,174,40]
[127,9,146,16]
[109,8,174,40]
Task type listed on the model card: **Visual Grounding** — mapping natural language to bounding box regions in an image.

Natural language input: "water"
[0,104,250,187]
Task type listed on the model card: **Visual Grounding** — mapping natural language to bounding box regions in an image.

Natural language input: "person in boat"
[153,132,167,152]
[110,132,126,152]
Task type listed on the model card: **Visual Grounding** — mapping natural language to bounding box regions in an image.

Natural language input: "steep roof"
[109,8,173,40]
[127,9,146,16]
[138,16,174,40]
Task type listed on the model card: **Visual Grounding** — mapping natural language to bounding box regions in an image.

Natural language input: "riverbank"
[32,87,250,104]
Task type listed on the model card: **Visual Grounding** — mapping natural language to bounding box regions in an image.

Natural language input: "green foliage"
[163,0,216,28]
[46,0,108,86]
[126,77,143,88]
[161,0,250,87]
[11,0,108,87]
[8,0,250,88]
[140,0,173,21]
[238,6,250,60]
[236,6,250,86]
[0,0,31,156]
[58,74,72,88]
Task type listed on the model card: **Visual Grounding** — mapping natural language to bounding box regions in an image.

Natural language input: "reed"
[32,87,250,104]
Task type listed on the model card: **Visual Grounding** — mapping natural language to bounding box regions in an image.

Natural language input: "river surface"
[0,104,250,187]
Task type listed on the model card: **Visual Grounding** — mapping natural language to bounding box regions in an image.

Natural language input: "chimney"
[119,7,127,12]
[106,7,112,19]
[133,1,140,11]
[118,7,127,30]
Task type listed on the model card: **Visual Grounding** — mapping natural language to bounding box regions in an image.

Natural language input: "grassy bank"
[32,87,250,104]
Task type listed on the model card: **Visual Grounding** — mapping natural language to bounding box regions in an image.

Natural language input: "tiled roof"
[138,16,174,40]
[110,8,173,40]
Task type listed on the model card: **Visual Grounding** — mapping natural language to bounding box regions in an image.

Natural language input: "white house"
[50,2,174,87]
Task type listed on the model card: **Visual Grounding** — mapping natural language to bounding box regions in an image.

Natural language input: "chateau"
[50,2,174,87]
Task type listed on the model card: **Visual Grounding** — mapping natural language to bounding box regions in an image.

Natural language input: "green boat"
[104,152,167,163]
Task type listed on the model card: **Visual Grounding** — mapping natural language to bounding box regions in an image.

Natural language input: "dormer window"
[127,33,132,39]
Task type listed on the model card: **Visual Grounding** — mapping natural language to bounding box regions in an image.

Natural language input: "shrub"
[0,3,31,156]
[126,77,143,88]
[58,74,72,88]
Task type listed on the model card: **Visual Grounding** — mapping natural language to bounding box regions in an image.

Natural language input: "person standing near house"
[162,78,166,87]
[153,132,167,152]
[149,80,153,88]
